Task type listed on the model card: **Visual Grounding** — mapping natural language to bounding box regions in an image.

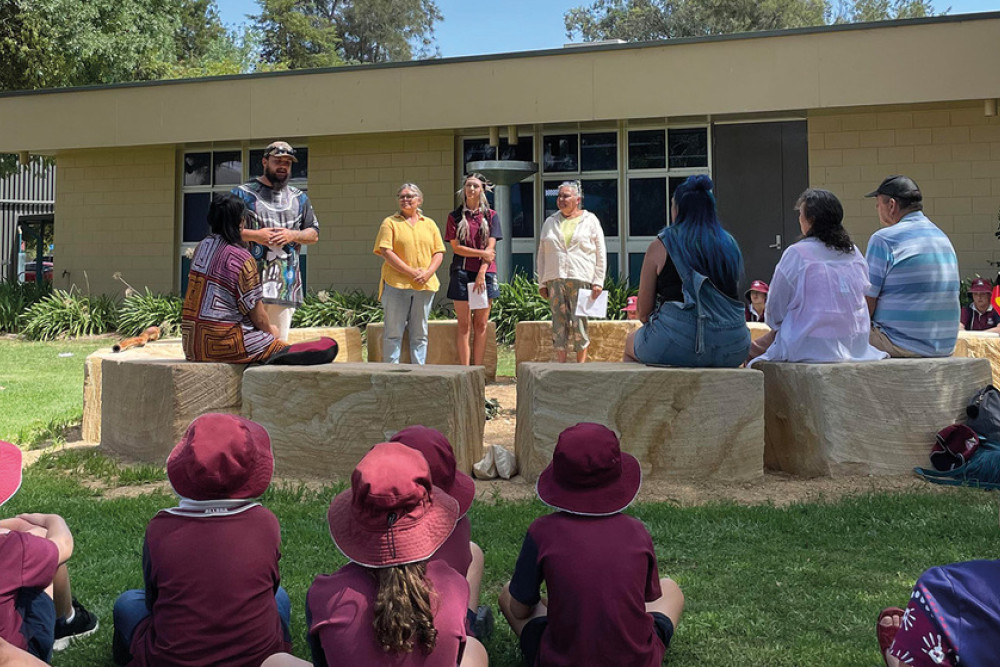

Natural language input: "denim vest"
[633,228,749,367]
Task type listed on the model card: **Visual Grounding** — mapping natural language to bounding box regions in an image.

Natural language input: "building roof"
[1,12,999,153]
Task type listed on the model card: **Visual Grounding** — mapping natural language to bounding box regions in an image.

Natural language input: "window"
[580,132,617,172]
[628,130,666,170]
[542,134,578,173]
[668,128,708,169]
[628,178,667,237]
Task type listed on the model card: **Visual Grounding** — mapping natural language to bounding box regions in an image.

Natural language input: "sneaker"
[471,604,494,640]
[53,598,99,651]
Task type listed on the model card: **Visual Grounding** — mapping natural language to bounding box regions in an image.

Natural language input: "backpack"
[965,385,1000,442]
[928,424,981,472]
[915,440,1000,490]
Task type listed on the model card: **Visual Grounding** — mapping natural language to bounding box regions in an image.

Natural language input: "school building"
[0,12,998,297]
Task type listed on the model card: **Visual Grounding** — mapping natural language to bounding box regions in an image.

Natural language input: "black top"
[655,255,683,306]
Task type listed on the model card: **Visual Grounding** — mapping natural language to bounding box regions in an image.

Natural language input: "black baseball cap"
[865,175,921,200]
[263,141,298,162]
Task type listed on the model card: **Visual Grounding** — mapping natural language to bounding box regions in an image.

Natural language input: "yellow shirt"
[560,214,582,247]
[373,214,446,294]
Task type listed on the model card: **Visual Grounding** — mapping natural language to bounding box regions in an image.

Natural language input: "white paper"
[467,283,489,310]
[575,288,608,318]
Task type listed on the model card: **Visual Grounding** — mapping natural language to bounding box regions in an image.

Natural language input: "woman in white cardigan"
[536,181,607,363]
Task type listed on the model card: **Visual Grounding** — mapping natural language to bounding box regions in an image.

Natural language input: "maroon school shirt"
[431,514,473,577]
[129,505,290,667]
[308,560,469,667]
[509,512,665,667]
[445,209,502,274]
[0,532,58,651]
[961,305,999,331]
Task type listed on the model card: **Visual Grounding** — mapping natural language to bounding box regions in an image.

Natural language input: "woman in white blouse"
[536,181,606,363]
[747,188,887,366]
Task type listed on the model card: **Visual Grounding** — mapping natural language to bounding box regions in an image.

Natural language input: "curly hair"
[796,188,854,254]
[372,561,438,655]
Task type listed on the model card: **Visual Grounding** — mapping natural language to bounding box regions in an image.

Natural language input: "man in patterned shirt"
[864,175,959,357]
[233,141,319,340]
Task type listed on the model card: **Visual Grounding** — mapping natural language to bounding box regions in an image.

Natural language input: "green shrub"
[20,288,118,340]
[603,275,638,320]
[0,279,51,333]
[292,289,384,329]
[491,273,550,344]
[117,289,183,337]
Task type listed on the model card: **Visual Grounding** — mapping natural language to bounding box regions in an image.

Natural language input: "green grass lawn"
[1,339,997,666]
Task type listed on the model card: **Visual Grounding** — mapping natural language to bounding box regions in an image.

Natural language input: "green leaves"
[19,288,119,340]
[117,289,183,338]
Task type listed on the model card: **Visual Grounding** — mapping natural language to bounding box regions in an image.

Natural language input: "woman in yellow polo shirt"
[373,183,446,363]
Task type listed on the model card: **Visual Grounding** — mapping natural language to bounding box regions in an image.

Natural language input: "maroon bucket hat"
[536,423,641,516]
[328,442,459,568]
[167,413,274,501]
[0,441,23,507]
[390,425,475,517]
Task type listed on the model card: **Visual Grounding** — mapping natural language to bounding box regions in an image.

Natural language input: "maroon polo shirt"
[0,532,59,651]
[431,515,473,577]
[962,305,1000,331]
[308,560,469,666]
[129,505,290,667]
[509,512,665,667]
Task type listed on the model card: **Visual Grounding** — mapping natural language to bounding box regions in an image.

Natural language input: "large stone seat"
[242,363,485,478]
[757,357,992,477]
[366,320,497,381]
[515,321,773,370]
[100,357,246,463]
[83,327,362,443]
[515,362,764,482]
[953,331,1000,382]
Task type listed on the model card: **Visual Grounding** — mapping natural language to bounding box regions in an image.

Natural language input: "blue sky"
[216,0,1000,58]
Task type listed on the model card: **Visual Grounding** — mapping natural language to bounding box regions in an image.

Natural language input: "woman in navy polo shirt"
[445,173,502,367]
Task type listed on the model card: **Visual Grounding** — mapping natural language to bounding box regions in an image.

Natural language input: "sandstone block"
[747,322,772,341]
[757,358,992,477]
[515,362,764,482]
[286,326,363,362]
[83,341,184,443]
[367,320,497,381]
[100,358,245,463]
[242,363,485,479]
[514,320,642,368]
[953,331,1000,383]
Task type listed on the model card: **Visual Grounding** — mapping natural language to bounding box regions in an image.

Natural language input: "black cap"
[865,175,921,200]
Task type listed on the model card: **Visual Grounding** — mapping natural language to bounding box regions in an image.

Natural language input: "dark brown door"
[713,121,808,293]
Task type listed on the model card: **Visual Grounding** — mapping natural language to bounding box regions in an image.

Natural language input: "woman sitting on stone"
[181,193,288,363]
[624,175,748,367]
[746,188,886,366]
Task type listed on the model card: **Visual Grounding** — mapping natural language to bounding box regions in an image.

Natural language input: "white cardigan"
[536,210,607,286]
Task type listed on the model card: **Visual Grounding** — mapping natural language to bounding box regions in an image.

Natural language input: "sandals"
[877,607,904,666]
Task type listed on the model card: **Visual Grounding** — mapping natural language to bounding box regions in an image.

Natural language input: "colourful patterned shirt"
[232,179,319,307]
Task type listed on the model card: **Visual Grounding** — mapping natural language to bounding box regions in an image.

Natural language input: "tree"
[564,0,940,42]
[253,0,442,67]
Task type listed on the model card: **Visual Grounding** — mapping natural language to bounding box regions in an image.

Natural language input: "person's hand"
[473,273,487,294]
[0,518,36,534]
[412,268,428,285]
[481,248,496,263]
[268,228,296,247]
[591,285,603,300]
[539,285,549,299]
[269,325,281,339]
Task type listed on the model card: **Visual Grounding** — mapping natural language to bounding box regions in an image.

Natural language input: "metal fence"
[1,161,55,280]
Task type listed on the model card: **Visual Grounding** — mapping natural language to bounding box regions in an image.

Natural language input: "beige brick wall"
[809,101,1000,279]
[54,146,175,296]
[306,131,456,294]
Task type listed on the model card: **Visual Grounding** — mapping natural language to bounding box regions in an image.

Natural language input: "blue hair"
[668,175,743,297]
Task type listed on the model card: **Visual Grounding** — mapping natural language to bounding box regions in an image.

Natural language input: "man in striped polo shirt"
[864,175,959,357]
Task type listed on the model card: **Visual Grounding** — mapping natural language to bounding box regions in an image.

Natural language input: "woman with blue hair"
[624,175,749,367]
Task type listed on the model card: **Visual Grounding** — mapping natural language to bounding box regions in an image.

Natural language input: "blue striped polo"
[865,211,959,356]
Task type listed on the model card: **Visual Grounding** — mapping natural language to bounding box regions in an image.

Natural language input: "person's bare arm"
[0,637,48,666]
[866,295,878,318]
[449,239,495,262]
[249,301,279,338]
[507,595,538,620]
[414,252,445,285]
[379,248,418,280]
[16,514,72,565]
[268,227,318,247]
[240,228,271,244]
[637,240,667,323]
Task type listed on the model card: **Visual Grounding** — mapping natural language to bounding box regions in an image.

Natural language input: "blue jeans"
[15,588,55,662]
[381,283,435,364]
[112,587,291,665]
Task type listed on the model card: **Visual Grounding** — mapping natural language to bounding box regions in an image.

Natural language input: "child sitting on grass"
[498,423,684,666]
[111,413,291,667]
[390,425,493,639]
[0,441,98,663]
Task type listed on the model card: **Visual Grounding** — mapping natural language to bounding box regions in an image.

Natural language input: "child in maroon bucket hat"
[960,277,1000,332]
[111,413,292,667]
[498,423,684,667]
[0,441,98,662]
[390,426,494,639]
[298,442,488,667]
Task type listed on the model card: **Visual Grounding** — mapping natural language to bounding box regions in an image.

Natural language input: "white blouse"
[748,237,887,366]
